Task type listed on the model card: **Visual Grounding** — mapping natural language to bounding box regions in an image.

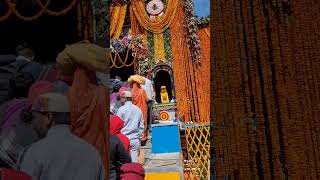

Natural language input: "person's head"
[113,80,123,93]
[15,42,35,61]
[115,75,121,81]
[27,80,54,103]
[31,93,70,138]
[119,90,132,105]
[8,72,35,99]
[161,86,167,93]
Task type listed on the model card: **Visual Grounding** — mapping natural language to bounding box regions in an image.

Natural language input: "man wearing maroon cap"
[17,93,105,180]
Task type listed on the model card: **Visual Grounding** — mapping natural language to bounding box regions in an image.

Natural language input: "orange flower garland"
[0,0,77,22]
[153,33,166,62]
[204,27,210,38]
[170,3,210,124]
[110,6,121,36]
[130,6,147,36]
[110,4,127,39]
[131,0,178,33]
[170,2,191,122]
[196,27,210,123]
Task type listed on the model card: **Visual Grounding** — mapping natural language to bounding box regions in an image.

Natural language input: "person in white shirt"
[116,91,144,162]
[140,76,154,132]
[18,93,105,180]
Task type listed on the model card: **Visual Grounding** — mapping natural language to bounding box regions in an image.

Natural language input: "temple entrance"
[154,70,173,103]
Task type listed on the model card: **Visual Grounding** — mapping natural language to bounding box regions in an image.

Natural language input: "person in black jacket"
[110,135,131,180]
[13,42,43,80]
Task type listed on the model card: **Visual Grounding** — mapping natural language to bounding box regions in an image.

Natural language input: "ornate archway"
[151,60,175,102]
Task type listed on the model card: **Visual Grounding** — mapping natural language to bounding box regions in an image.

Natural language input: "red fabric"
[68,67,109,175]
[110,115,131,155]
[0,168,32,180]
[45,68,58,82]
[120,163,145,180]
[57,68,74,86]
[131,83,148,141]
[28,80,54,103]
[119,87,128,95]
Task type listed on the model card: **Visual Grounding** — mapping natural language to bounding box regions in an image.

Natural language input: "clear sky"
[193,0,210,18]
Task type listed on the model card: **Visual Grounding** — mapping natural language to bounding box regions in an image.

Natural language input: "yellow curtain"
[110,5,127,39]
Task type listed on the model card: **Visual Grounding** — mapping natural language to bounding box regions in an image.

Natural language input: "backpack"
[0,62,29,104]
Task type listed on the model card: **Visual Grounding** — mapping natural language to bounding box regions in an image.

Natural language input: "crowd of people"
[0,42,146,179]
[110,73,155,165]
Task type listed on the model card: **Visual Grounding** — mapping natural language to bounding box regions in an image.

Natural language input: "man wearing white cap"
[116,90,144,163]
[17,93,105,180]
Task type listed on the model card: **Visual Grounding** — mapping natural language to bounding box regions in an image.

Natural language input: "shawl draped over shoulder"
[68,67,109,175]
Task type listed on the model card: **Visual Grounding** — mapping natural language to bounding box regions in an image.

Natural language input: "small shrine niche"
[154,70,172,103]
[151,61,175,104]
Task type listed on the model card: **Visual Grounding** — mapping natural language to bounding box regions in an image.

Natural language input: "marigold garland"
[196,16,210,29]
[34,0,77,16]
[164,29,173,61]
[196,27,210,122]
[9,0,50,21]
[147,32,155,62]
[204,27,210,38]
[131,0,178,33]
[153,33,166,63]
[110,6,121,36]
[170,1,192,123]
[181,0,202,65]
[107,0,151,5]
[129,5,147,36]
[110,34,148,69]
[0,0,77,21]
[110,4,127,39]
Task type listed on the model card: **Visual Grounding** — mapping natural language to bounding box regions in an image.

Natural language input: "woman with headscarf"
[127,75,148,142]
[110,115,130,154]
[110,80,124,115]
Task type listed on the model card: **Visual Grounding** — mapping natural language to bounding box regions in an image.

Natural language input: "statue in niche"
[154,70,172,104]
[160,85,169,103]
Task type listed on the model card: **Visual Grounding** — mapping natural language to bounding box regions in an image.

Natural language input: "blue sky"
[193,0,210,18]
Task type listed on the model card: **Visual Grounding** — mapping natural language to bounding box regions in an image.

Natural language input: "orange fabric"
[131,83,148,141]
[68,66,109,175]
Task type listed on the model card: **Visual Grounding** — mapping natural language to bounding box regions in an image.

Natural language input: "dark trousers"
[147,100,154,131]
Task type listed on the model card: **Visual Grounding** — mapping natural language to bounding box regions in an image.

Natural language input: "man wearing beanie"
[17,93,105,180]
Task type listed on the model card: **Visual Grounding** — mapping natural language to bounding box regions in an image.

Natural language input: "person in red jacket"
[110,115,131,155]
